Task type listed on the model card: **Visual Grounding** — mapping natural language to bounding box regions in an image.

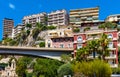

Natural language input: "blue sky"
[0,0,120,40]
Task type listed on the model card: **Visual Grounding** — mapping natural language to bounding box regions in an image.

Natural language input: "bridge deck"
[0,46,74,52]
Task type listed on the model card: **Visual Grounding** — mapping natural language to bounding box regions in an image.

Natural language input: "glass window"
[108,42,113,48]
[108,34,113,39]
[77,36,82,42]
[60,44,64,48]
[77,44,82,49]
[68,44,71,48]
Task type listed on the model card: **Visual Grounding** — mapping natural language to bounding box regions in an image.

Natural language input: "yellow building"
[70,7,99,27]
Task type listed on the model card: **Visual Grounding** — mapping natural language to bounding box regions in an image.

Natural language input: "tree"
[76,47,89,61]
[99,22,117,30]
[32,22,42,40]
[87,39,100,58]
[98,33,110,60]
[26,23,32,29]
[33,58,63,77]
[73,60,112,77]
[58,63,73,77]
[39,42,45,47]
[16,56,33,77]
[60,54,71,63]
[73,28,80,33]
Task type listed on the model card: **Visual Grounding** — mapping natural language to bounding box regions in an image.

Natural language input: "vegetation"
[99,22,117,30]
[47,25,56,30]
[33,58,63,77]
[58,63,73,77]
[39,42,45,47]
[60,54,71,63]
[73,60,112,77]
[73,28,80,33]
[84,26,90,32]
[16,57,33,77]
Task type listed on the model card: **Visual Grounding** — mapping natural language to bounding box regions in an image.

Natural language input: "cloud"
[9,3,15,9]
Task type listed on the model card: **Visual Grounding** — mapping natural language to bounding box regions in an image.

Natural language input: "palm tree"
[32,22,42,40]
[87,39,100,58]
[98,33,110,60]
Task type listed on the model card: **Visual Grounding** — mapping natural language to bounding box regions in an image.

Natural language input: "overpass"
[0,46,74,60]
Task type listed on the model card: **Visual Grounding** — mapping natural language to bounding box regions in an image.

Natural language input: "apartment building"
[80,20,104,32]
[48,9,69,26]
[3,18,14,38]
[70,7,99,27]
[13,24,24,38]
[22,12,47,28]
[74,30,118,68]
[106,14,120,22]
[46,27,73,48]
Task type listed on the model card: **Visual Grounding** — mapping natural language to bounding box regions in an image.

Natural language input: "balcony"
[105,55,116,59]
[110,64,118,68]
[74,40,86,43]
[87,53,99,59]
[113,38,118,41]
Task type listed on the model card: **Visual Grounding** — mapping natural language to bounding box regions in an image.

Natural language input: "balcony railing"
[110,64,118,68]
[105,55,116,59]
[74,40,86,43]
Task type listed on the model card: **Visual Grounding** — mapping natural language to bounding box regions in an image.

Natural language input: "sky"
[0,0,120,40]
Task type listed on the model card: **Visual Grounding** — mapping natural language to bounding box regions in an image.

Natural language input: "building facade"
[70,7,99,27]
[74,30,118,68]
[22,12,47,28]
[13,24,24,38]
[106,14,120,22]
[3,18,14,38]
[46,27,73,48]
[1,59,18,77]
[48,9,69,26]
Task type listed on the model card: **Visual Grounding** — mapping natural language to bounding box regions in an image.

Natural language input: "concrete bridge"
[0,46,74,60]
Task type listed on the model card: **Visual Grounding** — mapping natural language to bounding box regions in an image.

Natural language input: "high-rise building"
[48,9,69,26]
[70,7,99,27]
[3,18,14,38]
[22,12,47,28]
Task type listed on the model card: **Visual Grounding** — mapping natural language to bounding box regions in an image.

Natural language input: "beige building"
[22,12,47,28]
[105,14,120,22]
[70,7,99,27]
[46,26,73,48]
[3,18,14,38]
[48,9,69,26]
[1,59,18,77]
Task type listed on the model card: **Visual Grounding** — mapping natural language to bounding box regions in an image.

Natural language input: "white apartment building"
[48,9,69,26]
[22,12,47,28]
[106,14,120,22]
[13,24,24,38]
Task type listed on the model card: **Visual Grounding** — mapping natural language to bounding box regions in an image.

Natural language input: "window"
[77,44,82,49]
[108,34,113,39]
[60,44,64,48]
[68,44,71,48]
[77,36,82,42]
[108,42,113,48]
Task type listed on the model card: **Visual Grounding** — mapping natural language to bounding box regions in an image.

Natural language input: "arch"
[77,36,82,42]
[108,34,113,39]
